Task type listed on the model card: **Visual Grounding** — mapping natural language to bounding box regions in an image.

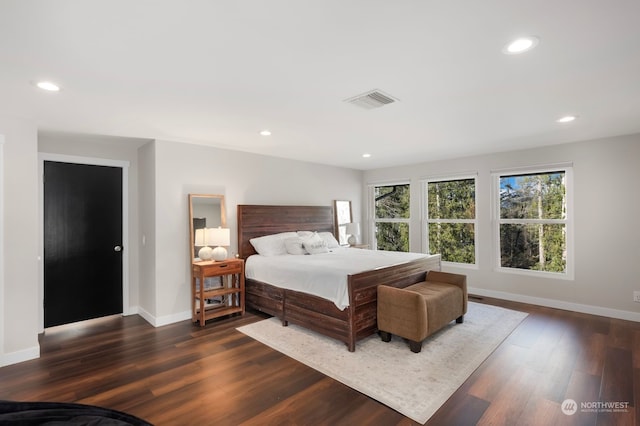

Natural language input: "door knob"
[114,245,123,252]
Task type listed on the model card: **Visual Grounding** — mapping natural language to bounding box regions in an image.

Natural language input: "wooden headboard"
[237,205,336,259]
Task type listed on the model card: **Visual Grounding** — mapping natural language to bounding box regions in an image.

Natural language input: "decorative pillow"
[302,232,329,254]
[284,237,307,255]
[249,232,298,256]
[296,230,314,238]
[318,232,340,249]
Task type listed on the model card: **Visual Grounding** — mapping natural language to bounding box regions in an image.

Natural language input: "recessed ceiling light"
[362,153,371,158]
[259,130,271,136]
[556,115,577,123]
[35,81,60,92]
[502,36,539,55]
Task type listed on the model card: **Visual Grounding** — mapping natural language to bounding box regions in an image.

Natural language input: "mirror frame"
[333,200,352,245]
[189,194,226,261]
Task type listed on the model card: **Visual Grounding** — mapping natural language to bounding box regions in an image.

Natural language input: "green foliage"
[376,222,409,252]
[427,179,476,263]
[375,184,410,252]
[499,172,567,273]
[428,223,475,263]
[375,184,410,219]
[500,224,566,272]
[428,179,475,220]
[500,172,565,219]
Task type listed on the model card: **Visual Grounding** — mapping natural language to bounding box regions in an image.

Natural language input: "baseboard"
[0,345,40,367]
[469,287,640,322]
[137,307,191,327]
[136,307,155,326]
[123,305,139,316]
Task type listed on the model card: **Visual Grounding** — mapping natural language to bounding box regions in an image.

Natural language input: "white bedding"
[245,247,434,310]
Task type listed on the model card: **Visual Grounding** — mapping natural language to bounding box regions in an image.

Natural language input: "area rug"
[237,302,528,424]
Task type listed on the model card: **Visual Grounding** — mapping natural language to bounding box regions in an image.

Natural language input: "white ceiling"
[1,1,639,170]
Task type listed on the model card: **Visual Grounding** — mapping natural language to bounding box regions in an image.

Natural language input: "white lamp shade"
[208,227,230,246]
[345,222,360,236]
[196,228,213,260]
[194,228,206,246]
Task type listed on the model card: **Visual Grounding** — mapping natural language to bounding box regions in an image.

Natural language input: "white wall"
[143,139,363,325]
[363,133,640,320]
[0,116,39,366]
[137,141,156,325]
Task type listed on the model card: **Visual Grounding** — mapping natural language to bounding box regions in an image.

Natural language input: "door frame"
[38,153,130,332]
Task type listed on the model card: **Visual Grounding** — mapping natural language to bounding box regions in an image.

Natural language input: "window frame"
[368,181,411,251]
[422,174,478,268]
[492,164,574,280]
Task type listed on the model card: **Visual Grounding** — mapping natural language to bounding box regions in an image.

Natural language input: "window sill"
[441,261,479,270]
[495,266,574,281]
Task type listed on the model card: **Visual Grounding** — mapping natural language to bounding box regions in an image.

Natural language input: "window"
[425,177,477,265]
[372,183,410,251]
[495,166,572,277]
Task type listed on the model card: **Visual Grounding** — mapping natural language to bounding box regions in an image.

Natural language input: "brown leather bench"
[377,270,467,353]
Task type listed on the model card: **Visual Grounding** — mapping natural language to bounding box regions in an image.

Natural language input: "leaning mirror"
[334,200,352,245]
[188,194,226,261]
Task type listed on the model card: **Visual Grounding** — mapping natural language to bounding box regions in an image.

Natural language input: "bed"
[237,204,441,352]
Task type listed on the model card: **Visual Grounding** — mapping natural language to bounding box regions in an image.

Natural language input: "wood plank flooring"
[1,296,639,425]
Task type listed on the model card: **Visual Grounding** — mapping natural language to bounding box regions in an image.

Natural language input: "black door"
[44,161,123,328]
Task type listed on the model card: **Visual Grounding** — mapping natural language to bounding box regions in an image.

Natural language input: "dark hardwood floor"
[1,297,638,425]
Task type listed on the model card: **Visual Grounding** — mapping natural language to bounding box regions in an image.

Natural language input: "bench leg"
[380,331,392,342]
[456,315,464,324]
[409,340,422,353]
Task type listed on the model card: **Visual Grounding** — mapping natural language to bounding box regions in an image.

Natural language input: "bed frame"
[237,204,441,351]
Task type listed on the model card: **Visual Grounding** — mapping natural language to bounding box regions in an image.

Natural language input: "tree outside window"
[497,170,569,274]
[426,177,476,264]
[373,183,410,252]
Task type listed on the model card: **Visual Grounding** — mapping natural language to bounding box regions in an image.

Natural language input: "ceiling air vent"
[344,89,398,110]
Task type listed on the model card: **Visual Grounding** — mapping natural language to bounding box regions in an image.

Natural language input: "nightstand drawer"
[193,260,242,275]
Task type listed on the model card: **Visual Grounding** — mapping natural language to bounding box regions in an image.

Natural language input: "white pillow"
[298,230,340,249]
[302,232,329,255]
[250,232,297,256]
[284,237,307,255]
[318,232,340,249]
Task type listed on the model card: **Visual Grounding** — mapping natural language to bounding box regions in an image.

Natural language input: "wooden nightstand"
[350,244,370,249]
[192,258,245,326]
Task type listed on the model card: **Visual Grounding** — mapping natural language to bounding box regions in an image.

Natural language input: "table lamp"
[195,228,213,260]
[346,222,360,246]
[209,227,230,261]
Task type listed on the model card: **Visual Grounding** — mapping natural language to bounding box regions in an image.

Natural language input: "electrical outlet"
[634,291,640,303]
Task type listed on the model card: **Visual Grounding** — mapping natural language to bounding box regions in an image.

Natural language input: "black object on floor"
[0,400,152,425]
